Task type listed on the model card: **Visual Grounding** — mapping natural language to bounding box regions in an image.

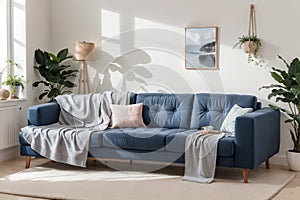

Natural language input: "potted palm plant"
[260,55,300,171]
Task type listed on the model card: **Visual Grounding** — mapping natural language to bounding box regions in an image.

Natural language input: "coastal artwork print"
[185,27,218,70]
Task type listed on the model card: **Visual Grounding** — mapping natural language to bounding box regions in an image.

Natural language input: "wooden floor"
[0,157,299,200]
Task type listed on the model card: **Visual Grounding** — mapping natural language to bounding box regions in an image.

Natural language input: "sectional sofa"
[19,93,280,183]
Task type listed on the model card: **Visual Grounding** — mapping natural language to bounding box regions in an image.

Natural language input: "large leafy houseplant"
[260,56,300,152]
[33,48,78,102]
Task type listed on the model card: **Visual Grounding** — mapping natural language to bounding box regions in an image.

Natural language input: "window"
[0,0,9,78]
[12,0,26,77]
[0,0,26,98]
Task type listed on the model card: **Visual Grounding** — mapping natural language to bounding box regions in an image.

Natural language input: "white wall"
[26,0,51,105]
[35,0,300,165]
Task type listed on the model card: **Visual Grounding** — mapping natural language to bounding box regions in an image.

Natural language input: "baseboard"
[0,146,19,163]
[270,154,287,167]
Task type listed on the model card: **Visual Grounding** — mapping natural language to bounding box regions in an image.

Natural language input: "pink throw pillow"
[110,103,146,128]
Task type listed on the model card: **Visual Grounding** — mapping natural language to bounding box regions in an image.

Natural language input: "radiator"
[0,106,20,150]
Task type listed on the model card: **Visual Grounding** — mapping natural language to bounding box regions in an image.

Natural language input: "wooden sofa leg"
[242,169,248,183]
[265,159,270,169]
[25,156,31,169]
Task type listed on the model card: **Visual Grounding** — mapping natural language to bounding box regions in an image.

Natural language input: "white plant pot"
[10,85,20,99]
[286,150,300,171]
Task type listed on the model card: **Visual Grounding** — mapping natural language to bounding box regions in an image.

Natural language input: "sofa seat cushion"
[89,131,105,148]
[102,128,186,151]
[166,130,235,157]
[20,130,105,148]
[20,131,105,148]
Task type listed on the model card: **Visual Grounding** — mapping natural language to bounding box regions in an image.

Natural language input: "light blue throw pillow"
[220,104,253,136]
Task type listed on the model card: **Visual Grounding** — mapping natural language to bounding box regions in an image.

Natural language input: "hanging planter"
[244,41,259,54]
[234,35,261,55]
[233,4,262,57]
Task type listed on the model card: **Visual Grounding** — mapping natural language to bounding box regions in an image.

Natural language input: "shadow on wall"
[251,40,281,68]
[88,47,153,92]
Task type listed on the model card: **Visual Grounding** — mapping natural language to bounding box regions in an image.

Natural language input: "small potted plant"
[0,60,19,89]
[233,35,262,55]
[2,74,27,99]
[260,55,300,171]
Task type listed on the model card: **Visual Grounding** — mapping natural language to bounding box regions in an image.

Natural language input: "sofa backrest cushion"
[130,93,137,104]
[136,93,194,129]
[190,93,258,130]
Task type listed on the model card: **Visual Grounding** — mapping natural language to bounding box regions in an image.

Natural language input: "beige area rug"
[0,161,295,200]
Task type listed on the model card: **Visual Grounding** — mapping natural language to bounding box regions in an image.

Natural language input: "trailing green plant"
[2,74,27,95]
[260,55,300,152]
[1,59,19,73]
[233,35,262,63]
[233,35,262,49]
[33,48,78,102]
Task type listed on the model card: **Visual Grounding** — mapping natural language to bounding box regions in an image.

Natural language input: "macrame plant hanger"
[245,4,258,55]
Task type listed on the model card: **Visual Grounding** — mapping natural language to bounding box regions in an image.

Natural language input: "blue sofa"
[19,93,280,183]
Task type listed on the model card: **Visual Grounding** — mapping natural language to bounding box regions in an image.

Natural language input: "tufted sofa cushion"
[136,93,194,129]
[190,93,257,130]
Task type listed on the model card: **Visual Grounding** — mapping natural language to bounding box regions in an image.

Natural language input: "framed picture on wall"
[185,26,219,70]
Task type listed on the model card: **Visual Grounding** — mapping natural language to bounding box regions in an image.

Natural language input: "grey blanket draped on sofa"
[21,91,130,167]
[183,131,225,183]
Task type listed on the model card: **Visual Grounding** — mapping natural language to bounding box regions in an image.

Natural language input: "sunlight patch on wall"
[134,17,182,34]
[133,17,184,59]
[101,9,120,39]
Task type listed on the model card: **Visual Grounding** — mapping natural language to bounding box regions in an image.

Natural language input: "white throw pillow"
[110,103,146,128]
[220,104,253,136]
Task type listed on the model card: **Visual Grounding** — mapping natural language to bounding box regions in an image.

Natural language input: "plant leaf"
[32,81,50,87]
[47,88,60,98]
[48,53,60,63]
[35,49,48,65]
[278,55,289,68]
[39,92,49,100]
[259,84,284,90]
[290,130,297,149]
[270,72,284,83]
[295,73,300,84]
[57,48,68,61]
[289,58,300,75]
[62,69,78,74]
[64,81,76,88]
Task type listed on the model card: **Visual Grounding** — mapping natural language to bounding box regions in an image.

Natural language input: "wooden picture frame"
[185,26,219,70]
